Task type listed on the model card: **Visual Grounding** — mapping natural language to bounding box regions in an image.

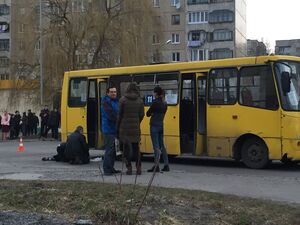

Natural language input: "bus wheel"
[241,138,269,169]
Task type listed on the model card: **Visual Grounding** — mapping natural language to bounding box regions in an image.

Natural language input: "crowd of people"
[0,106,61,141]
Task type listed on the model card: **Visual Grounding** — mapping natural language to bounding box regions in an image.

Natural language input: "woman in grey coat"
[117,83,145,175]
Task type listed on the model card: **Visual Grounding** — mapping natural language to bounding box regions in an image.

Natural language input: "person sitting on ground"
[64,126,90,164]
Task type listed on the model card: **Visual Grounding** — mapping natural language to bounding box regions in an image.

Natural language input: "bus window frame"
[238,64,279,111]
[68,77,88,108]
[208,67,238,105]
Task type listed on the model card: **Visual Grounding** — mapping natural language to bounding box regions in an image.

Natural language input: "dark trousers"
[45,126,59,139]
[40,122,47,138]
[103,134,116,174]
[121,142,141,169]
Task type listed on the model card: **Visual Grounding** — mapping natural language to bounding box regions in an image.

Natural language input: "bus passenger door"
[196,73,207,156]
[66,77,88,138]
[87,78,107,148]
[180,73,196,154]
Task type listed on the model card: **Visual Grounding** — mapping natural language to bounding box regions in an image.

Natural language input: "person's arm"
[116,100,124,138]
[139,101,145,123]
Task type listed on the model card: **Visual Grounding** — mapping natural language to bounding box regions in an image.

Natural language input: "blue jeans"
[103,134,116,174]
[150,125,169,166]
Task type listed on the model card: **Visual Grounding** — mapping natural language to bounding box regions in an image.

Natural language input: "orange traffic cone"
[17,137,25,152]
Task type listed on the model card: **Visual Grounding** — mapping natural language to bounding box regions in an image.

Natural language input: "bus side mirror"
[281,71,291,94]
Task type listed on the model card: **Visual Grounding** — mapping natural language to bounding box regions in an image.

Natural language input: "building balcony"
[187,40,204,47]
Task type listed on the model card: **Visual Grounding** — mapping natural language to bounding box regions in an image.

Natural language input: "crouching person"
[64,126,90,164]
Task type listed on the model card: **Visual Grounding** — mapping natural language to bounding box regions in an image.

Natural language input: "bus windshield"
[275,61,300,111]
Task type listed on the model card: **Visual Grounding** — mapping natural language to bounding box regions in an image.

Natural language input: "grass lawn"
[0,180,299,225]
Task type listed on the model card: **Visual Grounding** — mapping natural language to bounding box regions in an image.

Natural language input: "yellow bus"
[61,55,300,169]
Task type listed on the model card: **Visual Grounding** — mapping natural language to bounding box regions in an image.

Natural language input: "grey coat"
[117,92,145,143]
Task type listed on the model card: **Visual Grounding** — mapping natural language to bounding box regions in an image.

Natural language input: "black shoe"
[104,172,113,176]
[112,168,121,174]
[147,166,160,173]
[161,165,170,172]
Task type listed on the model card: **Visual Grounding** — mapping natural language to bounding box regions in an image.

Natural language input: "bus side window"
[68,78,87,107]
[208,68,238,105]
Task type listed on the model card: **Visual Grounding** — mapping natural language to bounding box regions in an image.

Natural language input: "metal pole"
[39,0,43,105]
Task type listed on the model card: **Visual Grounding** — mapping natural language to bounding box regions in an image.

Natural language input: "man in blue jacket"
[101,86,120,175]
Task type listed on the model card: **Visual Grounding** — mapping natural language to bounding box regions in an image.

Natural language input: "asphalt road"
[1,140,300,204]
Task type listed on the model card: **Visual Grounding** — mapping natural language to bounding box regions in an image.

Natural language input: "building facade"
[275,39,300,57]
[247,39,267,56]
[0,0,10,80]
[150,0,247,63]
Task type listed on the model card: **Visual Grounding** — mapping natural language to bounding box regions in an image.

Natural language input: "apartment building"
[247,39,267,56]
[275,39,300,57]
[150,0,247,63]
[0,0,10,80]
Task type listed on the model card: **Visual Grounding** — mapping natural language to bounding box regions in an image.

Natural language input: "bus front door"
[66,77,88,139]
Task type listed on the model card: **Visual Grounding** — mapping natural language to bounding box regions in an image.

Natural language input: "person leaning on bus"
[117,83,145,175]
[147,86,170,172]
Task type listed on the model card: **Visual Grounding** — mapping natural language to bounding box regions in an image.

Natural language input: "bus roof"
[66,55,300,78]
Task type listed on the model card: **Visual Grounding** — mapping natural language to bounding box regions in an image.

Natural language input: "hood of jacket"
[125,92,139,100]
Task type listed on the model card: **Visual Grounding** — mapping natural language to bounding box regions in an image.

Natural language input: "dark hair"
[106,86,117,94]
[76,126,84,133]
[126,82,139,94]
[154,86,163,96]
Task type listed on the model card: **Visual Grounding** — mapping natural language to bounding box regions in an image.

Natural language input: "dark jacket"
[64,130,89,162]
[14,114,21,127]
[101,95,119,135]
[117,87,144,143]
[40,109,49,124]
[146,97,167,127]
[48,111,60,128]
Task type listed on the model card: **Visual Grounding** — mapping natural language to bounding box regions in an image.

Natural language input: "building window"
[71,0,88,12]
[209,10,234,23]
[0,39,9,51]
[19,39,25,50]
[19,23,25,33]
[0,4,9,16]
[188,11,208,24]
[210,48,233,59]
[0,74,9,80]
[278,46,291,54]
[187,0,209,4]
[171,0,180,6]
[152,34,160,44]
[0,22,9,33]
[0,57,9,68]
[211,0,233,3]
[172,52,180,62]
[213,29,233,41]
[171,34,180,44]
[172,15,180,25]
[191,49,208,61]
[153,0,160,7]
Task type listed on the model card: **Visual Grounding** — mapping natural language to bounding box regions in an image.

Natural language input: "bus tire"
[241,137,269,169]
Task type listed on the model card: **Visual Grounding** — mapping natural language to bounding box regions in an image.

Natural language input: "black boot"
[161,165,170,172]
[147,165,160,172]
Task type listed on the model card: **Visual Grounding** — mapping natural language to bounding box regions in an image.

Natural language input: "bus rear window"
[68,78,87,107]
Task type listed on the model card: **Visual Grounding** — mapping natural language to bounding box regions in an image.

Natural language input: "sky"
[247,0,300,52]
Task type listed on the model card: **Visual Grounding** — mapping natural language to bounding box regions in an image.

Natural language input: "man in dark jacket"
[39,105,49,139]
[101,86,120,175]
[117,83,144,175]
[146,86,169,172]
[46,108,60,140]
[14,111,21,138]
[64,126,89,164]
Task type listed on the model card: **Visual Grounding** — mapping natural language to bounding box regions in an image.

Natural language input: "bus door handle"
[232,115,238,120]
